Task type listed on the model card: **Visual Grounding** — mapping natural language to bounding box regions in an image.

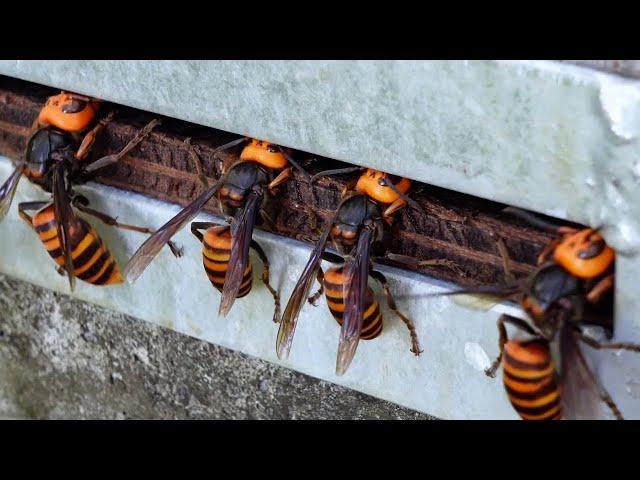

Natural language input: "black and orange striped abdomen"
[33,204,122,286]
[323,266,382,340]
[201,226,252,298]
[502,340,561,420]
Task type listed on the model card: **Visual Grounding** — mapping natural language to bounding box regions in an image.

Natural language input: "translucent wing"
[124,181,222,283]
[420,283,522,311]
[218,190,262,317]
[276,214,335,360]
[452,293,516,312]
[52,164,76,292]
[0,164,24,221]
[560,325,617,420]
[336,224,375,376]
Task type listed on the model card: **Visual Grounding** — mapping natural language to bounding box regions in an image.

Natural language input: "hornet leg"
[382,252,465,277]
[75,111,115,161]
[573,329,624,420]
[489,231,515,284]
[576,331,640,354]
[308,268,325,306]
[74,199,182,257]
[17,201,49,227]
[250,240,281,323]
[586,274,614,304]
[190,221,223,242]
[370,269,422,356]
[485,314,538,378]
[185,137,211,189]
[309,251,345,305]
[79,118,160,176]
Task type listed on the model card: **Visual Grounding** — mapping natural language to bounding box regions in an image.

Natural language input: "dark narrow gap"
[0,74,595,296]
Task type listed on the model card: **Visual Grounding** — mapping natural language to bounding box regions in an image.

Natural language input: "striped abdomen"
[201,226,252,298]
[323,266,382,340]
[33,204,123,286]
[502,340,561,420]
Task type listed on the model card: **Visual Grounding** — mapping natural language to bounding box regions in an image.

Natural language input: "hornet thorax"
[24,128,78,191]
[217,161,271,217]
[331,194,385,254]
[521,263,582,338]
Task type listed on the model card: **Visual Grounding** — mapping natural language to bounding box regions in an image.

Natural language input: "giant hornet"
[0,91,176,290]
[277,167,460,376]
[430,207,640,419]
[123,137,313,322]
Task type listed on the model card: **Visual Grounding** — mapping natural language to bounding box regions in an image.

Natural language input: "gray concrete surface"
[0,274,434,420]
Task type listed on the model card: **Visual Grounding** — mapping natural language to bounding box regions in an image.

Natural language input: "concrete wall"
[0,274,433,419]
